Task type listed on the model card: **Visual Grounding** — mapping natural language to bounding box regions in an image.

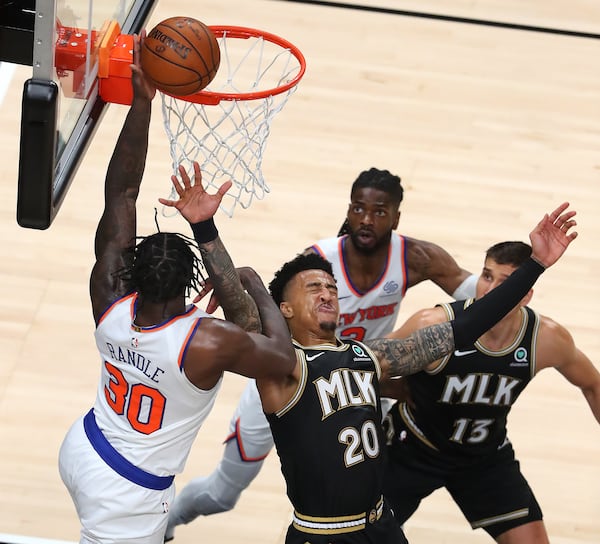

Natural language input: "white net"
[160,27,305,217]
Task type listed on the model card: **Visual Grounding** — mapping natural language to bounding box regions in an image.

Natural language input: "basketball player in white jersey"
[58,34,295,544]
[165,168,478,539]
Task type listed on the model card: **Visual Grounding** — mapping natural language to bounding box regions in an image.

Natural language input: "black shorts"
[284,503,408,544]
[384,423,543,539]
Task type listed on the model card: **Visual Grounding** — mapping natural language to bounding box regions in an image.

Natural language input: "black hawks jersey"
[266,339,386,520]
[398,299,540,459]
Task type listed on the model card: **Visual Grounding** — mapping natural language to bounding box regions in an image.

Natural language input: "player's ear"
[280,301,293,318]
[521,289,534,307]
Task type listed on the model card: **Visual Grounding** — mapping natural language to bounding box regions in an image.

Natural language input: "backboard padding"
[16,0,158,229]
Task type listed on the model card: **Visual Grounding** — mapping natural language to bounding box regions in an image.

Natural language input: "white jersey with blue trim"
[93,292,222,477]
[311,234,408,341]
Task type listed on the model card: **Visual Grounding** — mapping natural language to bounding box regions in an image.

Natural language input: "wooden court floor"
[0,1,598,542]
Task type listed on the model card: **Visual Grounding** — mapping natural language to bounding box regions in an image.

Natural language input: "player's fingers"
[158,197,175,207]
[216,180,233,197]
[548,202,569,222]
[560,219,577,231]
[206,292,220,314]
[132,34,140,62]
[531,213,549,234]
[170,175,184,196]
[556,210,576,227]
[192,161,203,190]
[178,164,192,188]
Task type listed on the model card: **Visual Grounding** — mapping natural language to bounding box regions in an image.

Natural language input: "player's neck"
[343,238,389,289]
[478,308,524,350]
[133,296,187,327]
[290,328,337,348]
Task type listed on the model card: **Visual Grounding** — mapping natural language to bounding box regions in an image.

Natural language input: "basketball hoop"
[160,26,306,217]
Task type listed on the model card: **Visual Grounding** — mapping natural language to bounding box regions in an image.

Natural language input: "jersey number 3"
[104,361,166,434]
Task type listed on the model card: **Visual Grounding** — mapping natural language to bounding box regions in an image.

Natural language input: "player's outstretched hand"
[159,161,232,223]
[130,31,156,101]
[529,202,578,268]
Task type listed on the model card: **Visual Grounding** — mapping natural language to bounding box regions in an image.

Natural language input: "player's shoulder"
[404,235,464,285]
[191,316,249,352]
[387,305,448,340]
[532,312,577,369]
[404,235,451,258]
[411,305,449,327]
[305,235,344,256]
[537,313,573,344]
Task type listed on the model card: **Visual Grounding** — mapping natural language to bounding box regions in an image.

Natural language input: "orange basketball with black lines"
[141,17,220,96]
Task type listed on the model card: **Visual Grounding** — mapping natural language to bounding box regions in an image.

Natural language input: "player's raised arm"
[90,32,156,322]
[160,160,261,333]
[366,203,578,383]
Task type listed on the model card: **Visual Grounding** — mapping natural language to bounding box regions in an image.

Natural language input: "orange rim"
[164,25,306,105]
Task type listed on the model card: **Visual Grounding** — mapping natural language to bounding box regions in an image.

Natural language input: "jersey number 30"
[104,361,166,434]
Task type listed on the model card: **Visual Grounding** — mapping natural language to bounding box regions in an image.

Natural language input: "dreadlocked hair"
[351,167,404,207]
[337,218,350,236]
[269,253,334,306]
[120,232,206,303]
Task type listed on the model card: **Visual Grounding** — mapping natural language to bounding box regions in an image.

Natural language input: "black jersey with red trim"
[398,299,539,458]
[266,339,386,518]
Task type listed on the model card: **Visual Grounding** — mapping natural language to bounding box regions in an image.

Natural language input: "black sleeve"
[190,218,218,244]
[451,257,544,349]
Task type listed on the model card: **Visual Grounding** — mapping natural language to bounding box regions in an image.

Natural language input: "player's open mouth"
[357,230,375,243]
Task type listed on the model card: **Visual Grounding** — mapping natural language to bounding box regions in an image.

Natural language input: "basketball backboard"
[14,0,158,229]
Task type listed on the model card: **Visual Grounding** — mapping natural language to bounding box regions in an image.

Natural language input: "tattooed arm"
[198,238,261,332]
[366,322,455,388]
[90,33,156,323]
[159,160,261,333]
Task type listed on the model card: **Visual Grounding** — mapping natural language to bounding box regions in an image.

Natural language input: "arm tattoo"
[366,321,455,378]
[199,238,261,333]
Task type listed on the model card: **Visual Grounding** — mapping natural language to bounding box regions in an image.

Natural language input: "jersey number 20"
[338,419,380,466]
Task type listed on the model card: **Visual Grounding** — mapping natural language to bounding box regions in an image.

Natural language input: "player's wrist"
[526,255,546,272]
[191,218,218,244]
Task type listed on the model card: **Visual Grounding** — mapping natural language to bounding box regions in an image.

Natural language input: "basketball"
[141,16,220,96]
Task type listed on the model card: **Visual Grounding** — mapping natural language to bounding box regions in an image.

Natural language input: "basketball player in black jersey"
[383,240,600,544]
[245,205,576,544]
[164,168,478,542]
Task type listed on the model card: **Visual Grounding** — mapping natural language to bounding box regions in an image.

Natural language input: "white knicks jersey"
[311,234,408,341]
[93,292,222,477]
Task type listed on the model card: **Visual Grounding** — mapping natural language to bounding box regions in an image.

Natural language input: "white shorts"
[59,416,174,544]
[226,380,273,460]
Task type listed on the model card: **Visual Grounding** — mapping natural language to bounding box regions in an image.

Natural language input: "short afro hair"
[269,253,334,306]
[351,167,404,208]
